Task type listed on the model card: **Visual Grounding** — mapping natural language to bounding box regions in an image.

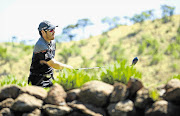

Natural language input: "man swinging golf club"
[28,20,73,87]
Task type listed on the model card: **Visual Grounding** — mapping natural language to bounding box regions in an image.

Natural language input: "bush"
[150,54,162,65]
[109,44,125,61]
[81,56,92,68]
[138,35,159,55]
[165,42,180,58]
[0,46,7,60]
[54,69,98,91]
[100,60,142,85]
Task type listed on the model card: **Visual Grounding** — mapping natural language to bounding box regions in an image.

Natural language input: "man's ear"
[41,30,45,35]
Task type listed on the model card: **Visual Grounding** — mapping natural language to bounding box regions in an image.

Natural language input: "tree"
[161,5,175,23]
[101,16,120,30]
[62,24,77,41]
[76,18,93,38]
[130,10,153,24]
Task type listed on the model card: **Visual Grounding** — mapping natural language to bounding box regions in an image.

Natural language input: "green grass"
[172,74,180,80]
[100,60,142,85]
[53,69,98,91]
[0,75,28,87]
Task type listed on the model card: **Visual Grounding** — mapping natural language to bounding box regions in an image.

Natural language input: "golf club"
[76,57,138,70]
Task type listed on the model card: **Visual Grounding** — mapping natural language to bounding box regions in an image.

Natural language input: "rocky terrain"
[0,78,180,116]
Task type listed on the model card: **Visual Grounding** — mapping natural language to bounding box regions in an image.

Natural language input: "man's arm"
[41,58,73,70]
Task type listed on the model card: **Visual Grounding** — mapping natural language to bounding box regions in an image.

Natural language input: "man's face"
[44,29,55,40]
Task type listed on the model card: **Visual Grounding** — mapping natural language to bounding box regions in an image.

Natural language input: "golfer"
[28,20,73,87]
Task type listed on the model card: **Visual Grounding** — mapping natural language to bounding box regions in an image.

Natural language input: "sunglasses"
[45,29,55,32]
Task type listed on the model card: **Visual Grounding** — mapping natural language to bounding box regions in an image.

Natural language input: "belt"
[30,72,53,79]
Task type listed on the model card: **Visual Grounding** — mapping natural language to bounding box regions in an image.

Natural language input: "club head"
[132,57,138,66]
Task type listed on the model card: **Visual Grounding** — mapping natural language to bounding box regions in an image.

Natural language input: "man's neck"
[42,36,50,43]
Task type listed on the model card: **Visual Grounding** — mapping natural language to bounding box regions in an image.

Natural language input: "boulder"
[163,86,180,105]
[145,100,180,116]
[107,99,136,116]
[164,79,180,90]
[0,85,21,101]
[79,80,114,107]
[45,84,67,106]
[110,82,128,103]
[66,89,81,102]
[43,104,72,116]
[0,98,14,110]
[134,88,154,109]
[127,78,143,99]
[68,101,106,116]
[68,101,102,116]
[22,108,42,116]
[0,108,14,116]
[20,86,47,100]
[11,93,43,112]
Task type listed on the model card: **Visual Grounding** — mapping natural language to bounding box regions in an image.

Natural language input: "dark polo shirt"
[30,37,56,75]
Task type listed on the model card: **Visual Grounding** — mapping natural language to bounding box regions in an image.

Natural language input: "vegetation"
[0,10,180,89]
[0,75,27,87]
[100,60,142,85]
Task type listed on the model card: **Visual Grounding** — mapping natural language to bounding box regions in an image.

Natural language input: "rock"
[164,79,180,90]
[45,84,67,106]
[0,108,14,116]
[127,78,143,99]
[163,86,180,105]
[11,93,43,112]
[79,80,114,107]
[68,102,102,116]
[107,99,136,116]
[20,86,47,100]
[68,101,106,116]
[0,85,21,101]
[22,109,42,116]
[110,82,128,103]
[43,104,72,116]
[134,88,154,109]
[145,100,180,116]
[0,98,14,110]
[66,89,80,102]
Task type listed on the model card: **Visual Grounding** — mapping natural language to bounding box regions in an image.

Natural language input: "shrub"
[109,44,125,61]
[165,42,180,58]
[100,60,142,85]
[71,44,81,56]
[138,35,159,55]
[99,36,108,48]
[150,54,162,65]
[58,47,73,63]
[0,46,7,60]
[81,56,92,68]
[54,69,98,91]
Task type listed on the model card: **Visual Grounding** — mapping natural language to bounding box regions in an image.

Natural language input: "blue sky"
[0,0,180,43]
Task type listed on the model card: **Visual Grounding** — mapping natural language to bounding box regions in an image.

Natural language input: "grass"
[0,75,28,87]
[100,60,142,85]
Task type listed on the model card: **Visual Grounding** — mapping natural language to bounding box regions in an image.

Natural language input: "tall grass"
[53,69,98,91]
[100,60,142,85]
[0,75,28,87]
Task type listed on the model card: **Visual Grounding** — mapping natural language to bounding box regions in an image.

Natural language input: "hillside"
[0,15,180,88]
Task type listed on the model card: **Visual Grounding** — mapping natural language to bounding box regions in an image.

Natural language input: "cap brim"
[48,25,58,30]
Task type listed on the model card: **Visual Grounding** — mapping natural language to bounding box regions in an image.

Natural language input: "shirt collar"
[40,37,51,46]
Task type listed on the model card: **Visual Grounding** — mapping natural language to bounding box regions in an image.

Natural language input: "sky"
[0,0,180,43]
